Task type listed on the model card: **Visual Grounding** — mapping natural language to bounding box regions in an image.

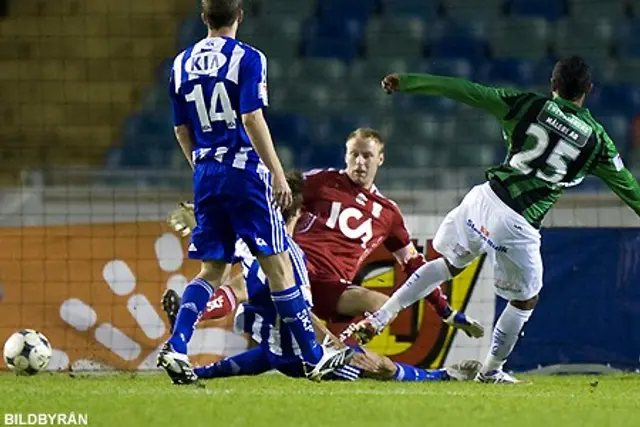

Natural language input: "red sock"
[425,287,453,319]
[201,285,238,321]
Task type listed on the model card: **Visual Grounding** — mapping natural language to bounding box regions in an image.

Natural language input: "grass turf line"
[2,373,639,427]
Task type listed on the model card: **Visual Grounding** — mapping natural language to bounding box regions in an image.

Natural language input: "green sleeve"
[591,132,640,217]
[398,73,522,120]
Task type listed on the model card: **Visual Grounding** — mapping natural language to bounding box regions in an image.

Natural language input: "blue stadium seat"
[366,17,426,60]
[617,21,640,59]
[302,18,362,62]
[590,84,640,115]
[318,0,376,25]
[489,17,550,60]
[120,112,174,167]
[267,113,311,148]
[509,0,567,21]
[177,16,207,50]
[443,0,504,19]
[476,58,543,86]
[394,92,459,113]
[380,0,439,19]
[429,21,489,61]
[306,115,369,145]
[416,58,474,79]
[303,38,360,62]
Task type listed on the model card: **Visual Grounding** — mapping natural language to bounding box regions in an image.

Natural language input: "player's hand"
[167,202,196,237]
[272,174,293,210]
[381,73,400,94]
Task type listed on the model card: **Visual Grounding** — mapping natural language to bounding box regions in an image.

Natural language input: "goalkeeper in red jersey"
[164,129,484,340]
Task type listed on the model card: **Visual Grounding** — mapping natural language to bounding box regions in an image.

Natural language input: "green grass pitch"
[2,373,640,427]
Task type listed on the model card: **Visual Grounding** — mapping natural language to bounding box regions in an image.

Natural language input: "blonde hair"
[346,128,385,152]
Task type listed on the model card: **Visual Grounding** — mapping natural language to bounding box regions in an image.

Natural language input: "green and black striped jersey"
[398,73,640,227]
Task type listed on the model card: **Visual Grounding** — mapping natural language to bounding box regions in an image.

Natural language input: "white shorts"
[433,182,543,301]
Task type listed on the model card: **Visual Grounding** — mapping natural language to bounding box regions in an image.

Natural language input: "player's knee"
[510,294,539,310]
[337,288,387,317]
[198,260,228,285]
[256,252,295,290]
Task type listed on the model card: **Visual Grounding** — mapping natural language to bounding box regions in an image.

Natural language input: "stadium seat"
[416,58,474,79]
[344,84,393,115]
[365,17,426,60]
[442,0,504,19]
[612,59,640,84]
[509,0,567,21]
[302,18,363,63]
[140,82,170,113]
[567,0,628,19]
[380,0,439,19]
[267,113,311,148]
[303,38,360,63]
[394,91,459,113]
[318,0,376,25]
[253,0,317,20]
[489,17,549,59]
[350,57,413,87]
[616,21,640,59]
[120,111,174,167]
[176,16,206,50]
[476,58,539,86]
[289,58,348,84]
[553,18,614,63]
[240,17,301,59]
[590,84,640,115]
[428,20,489,61]
[276,83,331,114]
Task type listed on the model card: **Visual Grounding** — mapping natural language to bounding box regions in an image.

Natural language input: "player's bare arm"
[174,125,195,170]
[242,109,292,209]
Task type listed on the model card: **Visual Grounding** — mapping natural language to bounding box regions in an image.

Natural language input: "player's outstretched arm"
[383,72,520,120]
[591,133,640,217]
[242,109,292,209]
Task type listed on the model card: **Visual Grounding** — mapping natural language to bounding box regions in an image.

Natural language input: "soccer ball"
[3,329,52,375]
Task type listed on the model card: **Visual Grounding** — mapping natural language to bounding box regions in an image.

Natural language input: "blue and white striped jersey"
[232,236,363,381]
[233,236,312,361]
[169,36,268,174]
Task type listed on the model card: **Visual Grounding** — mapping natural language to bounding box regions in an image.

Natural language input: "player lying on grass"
[160,0,352,384]
[350,56,640,384]
[167,172,482,382]
[168,128,484,340]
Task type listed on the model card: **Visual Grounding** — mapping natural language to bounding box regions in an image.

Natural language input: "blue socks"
[393,363,450,382]
[168,278,213,354]
[195,347,272,379]
[271,287,323,365]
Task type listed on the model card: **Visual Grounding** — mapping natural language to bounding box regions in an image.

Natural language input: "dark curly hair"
[551,56,592,101]
[281,170,305,223]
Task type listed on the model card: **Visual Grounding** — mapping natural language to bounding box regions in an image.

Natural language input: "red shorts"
[309,276,356,323]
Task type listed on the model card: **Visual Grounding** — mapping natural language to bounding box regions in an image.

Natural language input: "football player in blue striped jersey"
[159,0,352,384]
[167,172,482,383]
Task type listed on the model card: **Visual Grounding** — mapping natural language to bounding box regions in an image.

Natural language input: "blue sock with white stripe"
[195,347,272,379]
[393,363,450,382]
[168,278,213,354]
[271,287,323,365]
